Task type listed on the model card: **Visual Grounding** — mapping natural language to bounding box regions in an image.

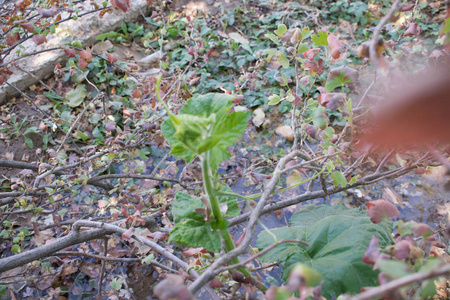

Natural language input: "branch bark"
[350,263,450,300]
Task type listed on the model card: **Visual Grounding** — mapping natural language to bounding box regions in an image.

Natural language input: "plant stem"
[200,153,250,277]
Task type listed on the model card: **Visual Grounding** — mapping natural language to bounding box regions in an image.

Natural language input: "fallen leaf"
[275,125,294,141]
[252,107,265,127]
[327,34,343,59]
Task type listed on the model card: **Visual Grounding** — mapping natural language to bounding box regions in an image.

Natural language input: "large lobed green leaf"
[161,93,250,169]
[257,204,393,299]
[169,190,239,252]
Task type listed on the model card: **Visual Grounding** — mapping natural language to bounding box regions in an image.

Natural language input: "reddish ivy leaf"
[399,3,415,11]
[111,0,129,12]
[394,240,411,259]
[37,7,56,18]
[78,58,88,69]
[19,22,34,33]
[79,47,92,63]
[147,231,168,242]
[64,48,76,58]
[107,53,118,64]
[327,34,343,59]
[302,48,321,60]
[367,199,400,224]
[318,93,346,110]
[6,32,20,46]
[304,58,326,75]
[327,65,358,83]
[404,23,421,37]
[32,34,47,45]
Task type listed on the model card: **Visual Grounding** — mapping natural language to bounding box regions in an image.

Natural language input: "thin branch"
[350,263,450,300]
[87,173,184,186]
[54,251,178,273]
[369,0,401,70]
[56,92,104,153]
[215,239,308,274]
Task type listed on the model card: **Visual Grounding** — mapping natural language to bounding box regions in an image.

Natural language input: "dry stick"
[97,238,107,300]
[0,211,158,273]
[87,173,184,187]
[56,92,104,153]
[228,165,416,227]
[350,264,450,300]
[369,0,401,70]
[54,251,178,273]
[188,150,302,294]
[215,239,308,274]
[72,221,220,300]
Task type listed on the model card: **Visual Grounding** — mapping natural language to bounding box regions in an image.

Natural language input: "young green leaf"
[311,31,329,47]
[331,171,347,187]
[274,24,287,37]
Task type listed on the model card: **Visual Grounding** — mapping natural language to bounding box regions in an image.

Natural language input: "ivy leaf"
[268,95,281,105]
[264,48,279,62]
[65,84,87,108]
[257,204,393,299]
[274,24,287,37]
[278,53,289,68]
[311,31,329,47]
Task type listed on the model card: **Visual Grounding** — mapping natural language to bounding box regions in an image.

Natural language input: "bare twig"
[54,251,178,273]
[215,239,307,274]
[369,0,401,70]
[56,92,104,153]
[97,238,108,300]
[350,263,450,300]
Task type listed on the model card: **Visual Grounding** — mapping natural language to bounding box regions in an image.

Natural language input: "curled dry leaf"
[318,93,346,110]
[367,199,400,224]
[362,235,380,266]
[275,125,294,142]
[404,23,421,37]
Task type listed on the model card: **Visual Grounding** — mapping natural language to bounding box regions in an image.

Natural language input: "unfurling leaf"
[367,199,400,224]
